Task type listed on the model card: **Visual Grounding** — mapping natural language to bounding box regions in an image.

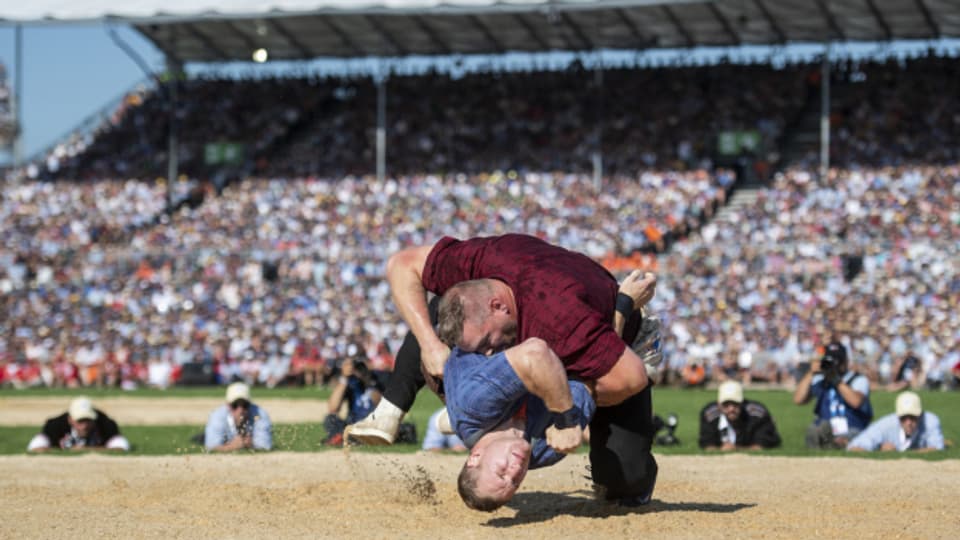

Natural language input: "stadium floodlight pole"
[105,21,177,211]
[376,63,387,184]
[592,53,604,192]
[819,44,831,180]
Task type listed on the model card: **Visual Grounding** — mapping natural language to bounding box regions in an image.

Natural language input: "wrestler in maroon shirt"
[349,234,658,503]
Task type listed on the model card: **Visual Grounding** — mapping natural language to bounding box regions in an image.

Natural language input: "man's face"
[899,415,919,437]
[470,432,531,503]
[720,401,742,423]
[230,400,250,425]
[459,315,518,355]
[69,417,94,438]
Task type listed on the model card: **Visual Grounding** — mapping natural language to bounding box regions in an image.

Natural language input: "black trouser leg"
[589,385,658,500]
[381,296,440,411]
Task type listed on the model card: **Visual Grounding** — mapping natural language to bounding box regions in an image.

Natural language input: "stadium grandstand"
[0,1,958,394]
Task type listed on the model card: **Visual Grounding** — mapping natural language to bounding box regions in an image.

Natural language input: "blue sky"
[0,22,957,166]
[0,23,165,163]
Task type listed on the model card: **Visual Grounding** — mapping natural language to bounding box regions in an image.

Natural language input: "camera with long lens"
[653,413,680,446]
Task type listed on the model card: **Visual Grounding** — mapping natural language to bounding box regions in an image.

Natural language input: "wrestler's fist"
[619,270,657,309]
[545,424,583,454]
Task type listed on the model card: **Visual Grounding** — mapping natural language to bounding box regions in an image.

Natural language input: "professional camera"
[819,341,848,384]
[653,413,680,446]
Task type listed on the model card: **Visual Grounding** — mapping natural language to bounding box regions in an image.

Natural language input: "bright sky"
[0,21,957,167]
[0,23,165,163]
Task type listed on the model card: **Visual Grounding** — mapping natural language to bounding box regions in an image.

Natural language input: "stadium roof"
[3,1,960,62]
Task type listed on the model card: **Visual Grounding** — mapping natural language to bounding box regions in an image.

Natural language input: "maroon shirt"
[422,234,625,380]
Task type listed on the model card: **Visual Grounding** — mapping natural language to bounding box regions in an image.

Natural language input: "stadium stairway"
[711,187,762,224]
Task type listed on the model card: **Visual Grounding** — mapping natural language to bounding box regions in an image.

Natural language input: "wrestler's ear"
[489,297,509,314]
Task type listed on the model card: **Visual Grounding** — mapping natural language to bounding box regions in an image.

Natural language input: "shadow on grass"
[485,490,755,526]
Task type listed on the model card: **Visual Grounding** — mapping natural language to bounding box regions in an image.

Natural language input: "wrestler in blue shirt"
[443,338,594,511]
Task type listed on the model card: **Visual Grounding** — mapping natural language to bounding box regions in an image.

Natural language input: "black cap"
[822,341,848,364]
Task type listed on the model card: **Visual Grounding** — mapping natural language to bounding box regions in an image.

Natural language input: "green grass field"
[2,386,957,459]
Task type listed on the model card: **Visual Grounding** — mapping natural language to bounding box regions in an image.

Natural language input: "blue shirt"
[846,412,945,451]
[204,403,273,451]
[443,347,595,469]
[810,371,873,433]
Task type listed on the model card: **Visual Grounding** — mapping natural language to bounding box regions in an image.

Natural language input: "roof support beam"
[558,11,594,50]
[914,0,940,38]
[318,16,364,57]
[412,15,451,55]
[365,15,408,56]
[864,0,893,40]
[265,18,314,58]
[514,13,551,50]
[752,0,786,44]
[468,14,504,54]
[707,3,740,45]
[184,23,230,61]
[813,0,845,41]
[222,20,257,52]
[614,8,651,48]
[661,5,694,47]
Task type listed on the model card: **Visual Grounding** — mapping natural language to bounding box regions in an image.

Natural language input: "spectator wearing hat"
[793,341,874,449]
[204,382,273,452]
[27,396,130,452]
[698,381,781,451]
[847,392,944,453]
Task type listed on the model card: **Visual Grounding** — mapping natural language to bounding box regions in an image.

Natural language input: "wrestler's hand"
[545,424,583,454]
[420,341,451,379]
[619,270,657,309]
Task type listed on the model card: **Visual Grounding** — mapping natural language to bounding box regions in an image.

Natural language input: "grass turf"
[1,386,956,459]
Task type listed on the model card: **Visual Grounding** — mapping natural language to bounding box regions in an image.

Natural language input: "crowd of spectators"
[654,165,960,390]
[28,61,810,181]
[3,54,960,394]
[0,168,730,391]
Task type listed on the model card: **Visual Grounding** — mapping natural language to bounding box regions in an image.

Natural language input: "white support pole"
[376,73,387,184]
[819,46,831,180]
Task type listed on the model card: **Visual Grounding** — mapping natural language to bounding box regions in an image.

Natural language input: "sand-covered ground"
[2,396,956,539]
[2,452,957,540]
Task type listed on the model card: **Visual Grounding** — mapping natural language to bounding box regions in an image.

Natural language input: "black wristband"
[553,406,580,430]
[616,292,634,319]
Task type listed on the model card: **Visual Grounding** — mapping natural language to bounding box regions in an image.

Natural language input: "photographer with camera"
[793,341,873,449]
[698,381,781,451]
[204,382,273,452]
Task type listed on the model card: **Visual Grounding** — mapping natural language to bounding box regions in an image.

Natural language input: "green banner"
[717,130,761,156]
[204,142,244,165]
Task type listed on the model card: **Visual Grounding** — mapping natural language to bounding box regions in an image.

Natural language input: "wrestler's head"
[457,429,531,511]
[438,280,518,354]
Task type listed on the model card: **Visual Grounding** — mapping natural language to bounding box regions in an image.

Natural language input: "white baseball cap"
[68,397,97,421]
[717,381,744,404]
[895,391,922,417]
[225,382,251,404]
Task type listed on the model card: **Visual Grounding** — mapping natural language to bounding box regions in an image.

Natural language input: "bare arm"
[835,379,865,409]
[504,337,582,453]
[793,359,818,405]
[503,338,574,413]
[386,245,449,377]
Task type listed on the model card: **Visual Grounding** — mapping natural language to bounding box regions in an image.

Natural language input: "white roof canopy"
[3,1,958,62]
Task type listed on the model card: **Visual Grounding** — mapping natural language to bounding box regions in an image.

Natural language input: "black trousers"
[382,297,656,500]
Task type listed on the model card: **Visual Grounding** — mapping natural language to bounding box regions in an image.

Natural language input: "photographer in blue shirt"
[793,341,873,449]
